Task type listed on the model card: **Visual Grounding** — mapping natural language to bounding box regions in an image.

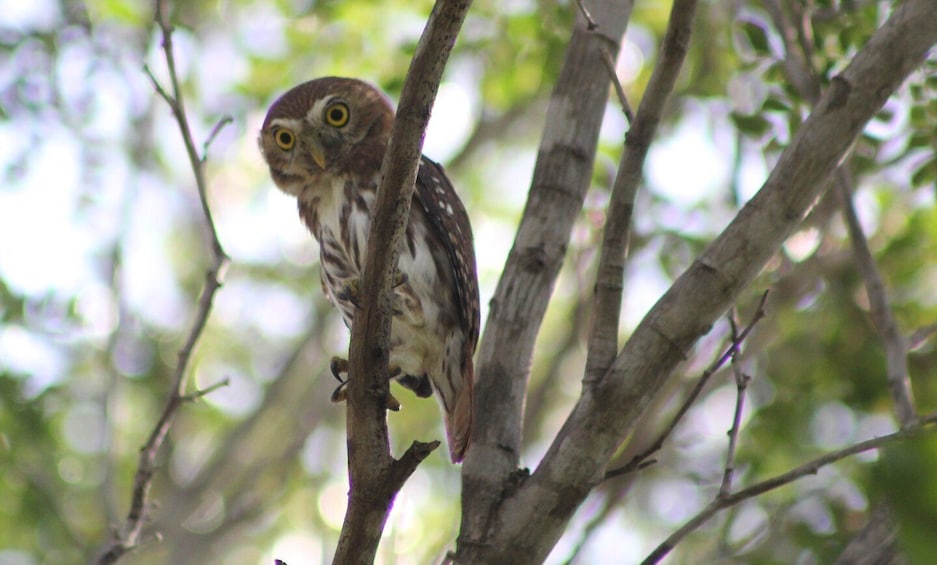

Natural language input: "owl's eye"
[273,128,295,150]
[324,102,350,127]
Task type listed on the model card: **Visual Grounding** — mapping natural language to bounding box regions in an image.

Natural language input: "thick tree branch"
[643,409,937,564]
[334,1,471,563]
[97,1,230,562]
[465,2,937,562]
[585,0,698,383]
[457,0,634,557]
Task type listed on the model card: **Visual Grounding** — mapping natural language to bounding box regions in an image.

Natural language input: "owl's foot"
[392,271,408,288]
[397,373,434,398]
[391,271,409,316]
[336,279,362,310]
[328,356,401,411]
[329,356,350,405]
[336,272,407,312]
[330,356,349,382]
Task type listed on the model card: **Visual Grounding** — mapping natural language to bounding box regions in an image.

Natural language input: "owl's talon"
[330,360,401,411]
[330,356,349,383]
[384,391,401,412]
[336,279,362,310]
[329,357,349,404]
[330,382,348,404]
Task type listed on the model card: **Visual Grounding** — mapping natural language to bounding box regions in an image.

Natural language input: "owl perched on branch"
[259,77,480,462]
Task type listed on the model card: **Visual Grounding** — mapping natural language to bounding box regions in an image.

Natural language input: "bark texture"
[458,0,937,562]
[456,0,634,559]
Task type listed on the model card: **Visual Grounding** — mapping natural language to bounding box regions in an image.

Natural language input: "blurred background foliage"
[1,0,936,563]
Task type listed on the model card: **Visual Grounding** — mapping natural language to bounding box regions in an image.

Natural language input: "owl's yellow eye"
[273,128,295,150]
[324,102,350,127]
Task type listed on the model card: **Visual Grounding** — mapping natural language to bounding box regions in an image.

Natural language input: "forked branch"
[97,0,231,563]
[642,409,937,564]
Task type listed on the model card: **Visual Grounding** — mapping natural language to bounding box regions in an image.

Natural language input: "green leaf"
[911,155,937,187]
[731,111,770,136]
[872,437,937,565]
[908,132,933,150]
[763,96,792,113]
[741,21,771,54]
[910,105,928,126]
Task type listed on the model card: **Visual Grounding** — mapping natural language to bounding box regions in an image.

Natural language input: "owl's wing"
[413,156,480,351]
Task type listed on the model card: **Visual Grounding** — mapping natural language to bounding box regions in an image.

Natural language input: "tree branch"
[836,169,916,427]
[768,0,917,430]
[600,45,634,123]
[642,409,937,564]
[467,2,937,562]
[605,291,767,479]
[908,323,937,350]
[584,0,698,384]
[832,503,904,565]
[334,1,471,563]
[97,1,230,562]
[718,312,751,498]
[457,0,634,556]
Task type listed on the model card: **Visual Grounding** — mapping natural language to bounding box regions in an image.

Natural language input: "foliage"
[1,0,936,563]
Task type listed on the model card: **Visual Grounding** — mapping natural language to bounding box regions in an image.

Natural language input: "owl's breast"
[298,176,375,323]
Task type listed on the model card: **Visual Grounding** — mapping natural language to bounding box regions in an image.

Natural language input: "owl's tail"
[445,357,474,463]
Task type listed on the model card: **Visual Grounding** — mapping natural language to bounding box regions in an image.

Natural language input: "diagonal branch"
[585,0,699,384]
[334,1,471,563]
[835,169,916,427]
[98,1,230,563]
[642,409,937,565]
[470,2,937,562]
[767,0,916,428]
[605,291,768,479]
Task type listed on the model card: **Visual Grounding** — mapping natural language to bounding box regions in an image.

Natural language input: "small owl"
[258,77,480,462]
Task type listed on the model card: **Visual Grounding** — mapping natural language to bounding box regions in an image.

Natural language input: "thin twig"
[908,323,937,350]
[202,115,234,161]
[836,170,916,427]
[642,409,937,565]
[606,291,768,479]
[600,45,634,123]
[181,377,231,402]
[575,0,598,30]
[718,311,751,498]
[97,0,230,562]
[766,0,915,429]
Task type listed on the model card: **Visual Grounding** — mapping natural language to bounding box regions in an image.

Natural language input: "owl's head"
[259,77,395,196]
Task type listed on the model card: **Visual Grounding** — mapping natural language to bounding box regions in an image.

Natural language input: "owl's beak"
[308,139,327,170]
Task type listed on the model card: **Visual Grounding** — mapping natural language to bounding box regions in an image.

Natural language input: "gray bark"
[458,0,937,562]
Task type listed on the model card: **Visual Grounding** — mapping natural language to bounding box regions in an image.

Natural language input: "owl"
[258,77,480,463]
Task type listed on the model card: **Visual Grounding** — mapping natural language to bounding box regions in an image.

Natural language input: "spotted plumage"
[258,77,479,462]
